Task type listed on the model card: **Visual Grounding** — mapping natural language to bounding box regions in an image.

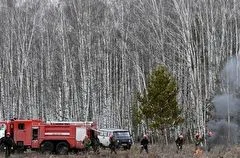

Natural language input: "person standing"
[206,130,214,152]
[2,132,14,158]
[140,135,149,154]
[83,135,91,154]
[175,133,184,152]
[91,134,100,154]
[194,132,204,152]
[109,135,117,154]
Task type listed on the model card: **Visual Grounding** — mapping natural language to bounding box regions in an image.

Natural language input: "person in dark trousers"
[140,135,149,154]
[109,135,117,154]
[83,135,91,154]
[206,131,214,152]
[175,133,184,152]
[194,132,204,152]
[91,134,100,154]
[2,132,14,158]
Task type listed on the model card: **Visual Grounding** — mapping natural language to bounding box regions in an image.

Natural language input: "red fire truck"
[0,119,98,154]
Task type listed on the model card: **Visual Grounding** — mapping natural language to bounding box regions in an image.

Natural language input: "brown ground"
[1,144,240,158]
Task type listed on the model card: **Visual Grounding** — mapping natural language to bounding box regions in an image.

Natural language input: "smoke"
[212,94,240,120]
[221,57,240,91]
[207,57,240,147]
[207,120,239,145]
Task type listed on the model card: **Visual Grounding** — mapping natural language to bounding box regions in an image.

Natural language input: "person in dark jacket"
[109,135,117,154]
[194,132,204,153]
[83,135,91,154]
[140,135,149,154]
[175,133,184,152]
[2,132,14,157]
[206,131,214,152]
[91,134,100,154]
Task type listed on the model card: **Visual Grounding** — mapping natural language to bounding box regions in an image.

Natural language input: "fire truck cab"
[3,119,97,154]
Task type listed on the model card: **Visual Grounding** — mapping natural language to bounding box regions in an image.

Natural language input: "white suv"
[98,128,132,150]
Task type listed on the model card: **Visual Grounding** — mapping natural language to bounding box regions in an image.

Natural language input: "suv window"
[100,131,108,137]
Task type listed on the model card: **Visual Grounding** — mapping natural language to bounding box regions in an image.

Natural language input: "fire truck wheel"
[41,141,54,154]
[56,142,69,155]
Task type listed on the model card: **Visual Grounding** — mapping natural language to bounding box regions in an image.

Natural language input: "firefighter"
[83,135,91,154]
[91,134,100,154]
[175,133,184,152]
[140,135,149,154]
[109,135,117,154]
[206,130,214,152]
[2,132,14,157]
[194,132,204,152]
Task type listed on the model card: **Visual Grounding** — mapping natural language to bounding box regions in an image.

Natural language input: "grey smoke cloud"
[212,94,240,119]
[207,120,238,145]
[221,57,240,91]
[207,57,240,147]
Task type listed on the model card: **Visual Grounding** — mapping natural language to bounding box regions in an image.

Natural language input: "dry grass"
[1,144,240,158]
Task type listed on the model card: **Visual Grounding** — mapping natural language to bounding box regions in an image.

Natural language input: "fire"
[194,148,203,157]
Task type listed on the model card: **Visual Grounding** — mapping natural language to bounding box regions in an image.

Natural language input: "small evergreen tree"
[137,65,183,130]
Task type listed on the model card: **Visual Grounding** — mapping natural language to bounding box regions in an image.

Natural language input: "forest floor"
[1,143,240,158]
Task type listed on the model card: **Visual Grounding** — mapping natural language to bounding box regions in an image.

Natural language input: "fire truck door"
[31,127,39,148]
[15,122,32,146]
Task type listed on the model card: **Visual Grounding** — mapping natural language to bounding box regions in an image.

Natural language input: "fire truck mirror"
[0,124,6,130]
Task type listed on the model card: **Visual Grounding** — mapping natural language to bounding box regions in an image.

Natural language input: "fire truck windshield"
[0,124,6,139]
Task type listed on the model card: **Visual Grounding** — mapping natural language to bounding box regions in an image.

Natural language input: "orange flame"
[194,148,203,157]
